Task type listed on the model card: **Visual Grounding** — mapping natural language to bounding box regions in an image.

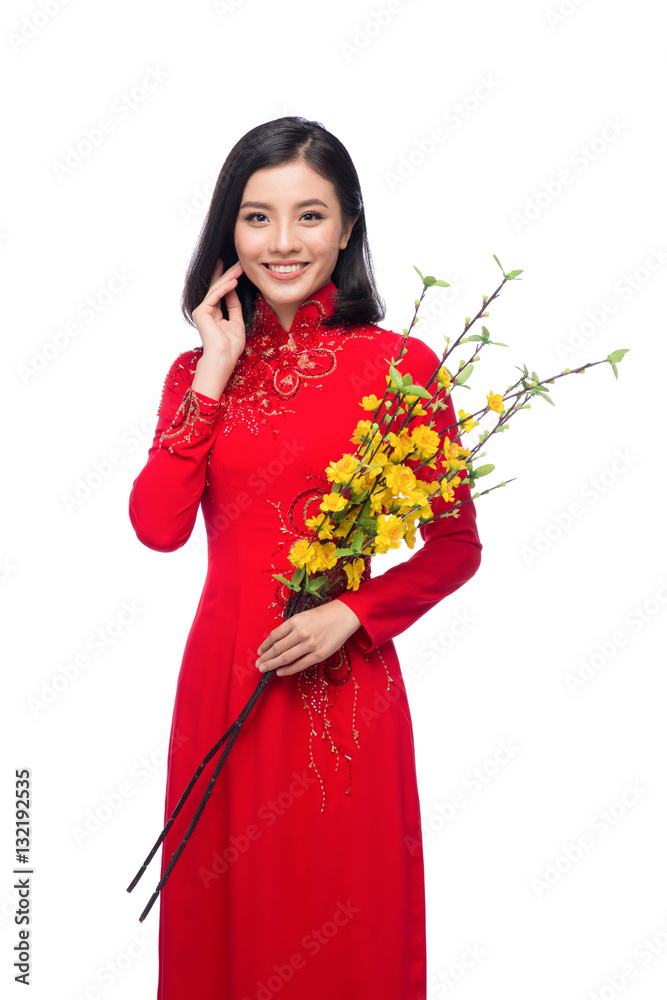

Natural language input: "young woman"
[129,115,482,1000]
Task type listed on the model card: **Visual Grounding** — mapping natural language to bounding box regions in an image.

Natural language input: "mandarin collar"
[248,279,338,338]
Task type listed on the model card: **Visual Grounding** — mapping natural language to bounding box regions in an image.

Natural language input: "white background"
[2,0,666,997]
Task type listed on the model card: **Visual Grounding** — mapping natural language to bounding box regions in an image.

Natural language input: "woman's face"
[234,159,355,331]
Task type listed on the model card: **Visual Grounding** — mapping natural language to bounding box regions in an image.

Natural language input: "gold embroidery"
[159,386,221,453]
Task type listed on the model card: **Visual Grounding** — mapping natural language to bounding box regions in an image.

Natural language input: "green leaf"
[271,573,299,591]
[404,384,432,399]
[493,254,504,272]
[423,275,436,287]
[471,464,495,478]
[434,279,451,287]
[456,363,474,385]
[506,269,523,279]
[534,390,555,405]
[481,326,490,340]
[466,334,484,342]
[413,265,425,281]
[607,349,629,365]
[388,365,404,387]
[611,362,619,379]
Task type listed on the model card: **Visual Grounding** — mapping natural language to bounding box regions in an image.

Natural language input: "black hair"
[181,116,385,331]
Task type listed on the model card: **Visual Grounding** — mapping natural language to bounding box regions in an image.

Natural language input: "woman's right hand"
[191,259,246,364]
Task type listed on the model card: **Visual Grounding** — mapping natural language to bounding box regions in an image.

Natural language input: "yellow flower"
[308,540,338,572]
[343,557,365,591]
[486,390,505,414]
[457,409,475,434]
[305,512,335,540]
[440,481,456,503]
[288,538,313,570]
[350,419,373,446]
[325,453,359,485]
[360,394,381,411]
[410,424,440,460]
[320,492,348,513]
[437,366,452,388]
[384,463,417,497]
[374,514,405,554]
[404,394,428,416]
[387,428,416,462]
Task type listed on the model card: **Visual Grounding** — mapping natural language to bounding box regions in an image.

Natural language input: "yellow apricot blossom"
[305,512,335,540]
[387,428,415,462]
[343,557,365,591]
[384,463,418,497]
[437,366,452,388]
[486,390,505,414]
[308,540,338,572]
[350,419,373,446]
[325,453,359,485]
[410,424,440,460]
[320,492,348,514]
[440,481,456,503]
[458,409,475,433]
[374,514,406,554]
[288,538,313,570]
[360,394,381,411]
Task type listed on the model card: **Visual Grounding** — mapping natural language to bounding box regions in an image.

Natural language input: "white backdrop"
[2,0,666,997]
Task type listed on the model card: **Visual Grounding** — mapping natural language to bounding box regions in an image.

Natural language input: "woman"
[129,115,482,1000]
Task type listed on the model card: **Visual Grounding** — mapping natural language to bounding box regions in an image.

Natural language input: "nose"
[267,218,302,256]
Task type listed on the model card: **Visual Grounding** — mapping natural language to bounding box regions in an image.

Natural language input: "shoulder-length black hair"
[181,116,385,331]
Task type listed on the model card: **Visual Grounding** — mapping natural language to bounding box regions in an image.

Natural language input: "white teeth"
[266,263,307,273]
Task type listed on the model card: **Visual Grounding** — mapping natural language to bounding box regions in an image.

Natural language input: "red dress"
[128,280,482,1000]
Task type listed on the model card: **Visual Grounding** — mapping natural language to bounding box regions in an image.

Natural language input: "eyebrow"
[238,199,329,210]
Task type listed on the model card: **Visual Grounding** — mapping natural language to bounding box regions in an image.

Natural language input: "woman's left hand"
[256,600,363,677]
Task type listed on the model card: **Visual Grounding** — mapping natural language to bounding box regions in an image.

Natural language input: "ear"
[339,216,358,250]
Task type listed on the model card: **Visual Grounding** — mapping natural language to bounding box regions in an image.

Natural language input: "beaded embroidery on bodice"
[216,287,376,437]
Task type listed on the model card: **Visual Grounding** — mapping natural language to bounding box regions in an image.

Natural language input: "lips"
[262,262,310,280]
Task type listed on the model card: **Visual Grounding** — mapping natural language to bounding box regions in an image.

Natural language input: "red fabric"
[128,280,482,999]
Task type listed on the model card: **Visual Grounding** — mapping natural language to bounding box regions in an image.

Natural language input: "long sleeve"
[335,336,483,653]
[129,349,227,552]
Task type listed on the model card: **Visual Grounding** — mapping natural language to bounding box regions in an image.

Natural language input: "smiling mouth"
[263,262,309,273]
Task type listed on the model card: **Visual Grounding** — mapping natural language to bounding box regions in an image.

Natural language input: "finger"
[257,633,306,670]
[199,274,240,311]
[276,652,321,677]
[224,285,244,326]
